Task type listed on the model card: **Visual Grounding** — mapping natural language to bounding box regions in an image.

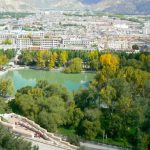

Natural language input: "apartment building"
[62,38,95,49]
[41,37,61,49]
[0,32,15,44]
[143,22,150,35]
[108,40,130,50]
[16,36,62,50]
[16,38,32,49]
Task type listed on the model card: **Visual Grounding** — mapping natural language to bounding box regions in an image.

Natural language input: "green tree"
[0,125,38,150]
[78,109,101,140]
[132,44,139,50]
[2,39,12,45]
[0,79,14,97]
[4,49,15,59]
[20,51,34,65]
[0,54,8,69]
[38,96,66,132]
[0,97,11,113]
[64,57,82,73]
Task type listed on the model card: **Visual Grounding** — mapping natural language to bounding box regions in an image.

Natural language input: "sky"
[81,0,101,4]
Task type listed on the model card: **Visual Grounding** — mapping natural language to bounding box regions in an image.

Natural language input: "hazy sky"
[81,0,100,4]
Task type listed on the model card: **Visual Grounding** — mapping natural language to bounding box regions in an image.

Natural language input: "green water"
[3,69,95,92]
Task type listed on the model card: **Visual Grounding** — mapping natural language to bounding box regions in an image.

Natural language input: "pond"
[3,69,95,93]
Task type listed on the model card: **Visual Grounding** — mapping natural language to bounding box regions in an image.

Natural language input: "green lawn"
[58,127,76,136]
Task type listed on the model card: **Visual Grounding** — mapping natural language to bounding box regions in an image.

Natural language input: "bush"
[67,135,80,146]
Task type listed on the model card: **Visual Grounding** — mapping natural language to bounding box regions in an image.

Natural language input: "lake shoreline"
[0,65,29,76]
[29,66,96,73]
[0,65,96,77]
[2,67,95,93]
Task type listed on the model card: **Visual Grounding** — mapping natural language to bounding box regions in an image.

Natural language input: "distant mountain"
[0,0,150,14]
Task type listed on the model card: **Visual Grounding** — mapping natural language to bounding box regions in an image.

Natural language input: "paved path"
[80,142,125,150]
[25,137,68,150]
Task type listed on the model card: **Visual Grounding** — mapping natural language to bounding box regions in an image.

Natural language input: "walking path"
[80,142,128,150]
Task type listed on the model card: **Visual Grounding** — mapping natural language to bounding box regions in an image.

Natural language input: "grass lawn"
[58,127,76,136]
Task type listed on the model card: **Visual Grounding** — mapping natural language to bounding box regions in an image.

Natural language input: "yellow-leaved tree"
[0,55,8,70]
[96,53,120,85]
[99,53,120,71]
[59,51,68,67]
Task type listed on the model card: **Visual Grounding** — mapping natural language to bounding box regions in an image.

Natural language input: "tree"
[88,51,98,60]
[0,97,11,113]
[28,88,44,100]
[89,59,99,71]
[99,53,120,71]
[100,85,116,107]
[14,83,73,132]
[4,49,15,59]
[2,39,12,45]
[77,109,102,140]
[43,84,73,102]
[75,86,98,110]
[0,79,14,97]
[0,125,38,150]
[48,52,56,69]
[0,54,8,70]
[21,51,34,65]
[36,51,46,67]
[132,44,139,50]
[67,135,80,146]
[15,94,39,120]
[37,96,66,132]
[59,51,68,66]
[66,102,84,128]
[64,57,82,73]
[36,80,49,89]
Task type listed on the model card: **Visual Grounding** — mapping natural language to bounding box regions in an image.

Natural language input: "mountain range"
[0,0,150,14]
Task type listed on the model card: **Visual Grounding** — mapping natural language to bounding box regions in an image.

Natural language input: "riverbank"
[26,66,96,74]
[29,66,64,72]
[0,65,96,77]
[0,65,29,76]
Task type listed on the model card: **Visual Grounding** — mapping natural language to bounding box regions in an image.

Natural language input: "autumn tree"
[0,54,8,70]
[59,51,68,67]
[48,51,58,69]
[99,53,120,71]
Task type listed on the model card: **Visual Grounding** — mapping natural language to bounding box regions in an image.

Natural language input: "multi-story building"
[16,38,32,49]
[143,22,150,35]
[62,38,95,50]
[41,37,61,49]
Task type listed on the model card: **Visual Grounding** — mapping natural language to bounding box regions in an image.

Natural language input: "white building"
[16,38,32,49]
[143,22,150,35]
[108,40,130,50]
[62,38,95,50]
[41,37,61,49]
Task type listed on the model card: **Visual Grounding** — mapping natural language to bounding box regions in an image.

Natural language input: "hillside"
[0,0,150,14]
